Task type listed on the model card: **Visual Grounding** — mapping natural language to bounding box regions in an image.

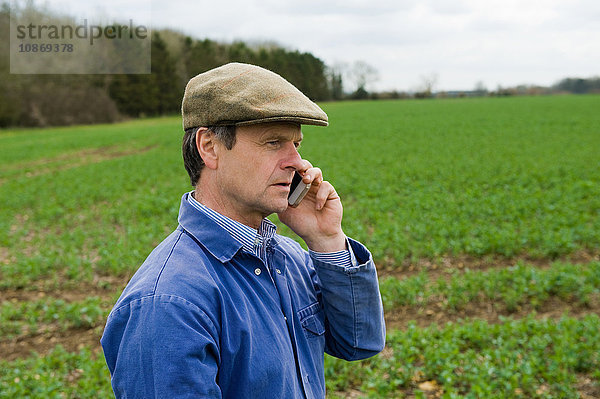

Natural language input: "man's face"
[214,122,304,226]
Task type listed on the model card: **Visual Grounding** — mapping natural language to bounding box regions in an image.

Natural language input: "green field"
[1,95,599,398]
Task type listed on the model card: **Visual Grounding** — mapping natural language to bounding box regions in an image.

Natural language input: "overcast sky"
[35,0,600,91]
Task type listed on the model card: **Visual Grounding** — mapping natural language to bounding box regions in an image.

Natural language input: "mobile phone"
[288,171,311,207]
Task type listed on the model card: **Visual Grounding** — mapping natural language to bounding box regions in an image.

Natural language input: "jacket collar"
[177,192,244,263]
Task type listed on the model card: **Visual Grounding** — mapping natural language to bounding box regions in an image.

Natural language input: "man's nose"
[280,142,303,170]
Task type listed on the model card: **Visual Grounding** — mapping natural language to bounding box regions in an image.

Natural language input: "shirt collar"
[185,191,278,254]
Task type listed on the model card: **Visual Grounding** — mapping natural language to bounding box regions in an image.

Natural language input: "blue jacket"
[101,193,385,398]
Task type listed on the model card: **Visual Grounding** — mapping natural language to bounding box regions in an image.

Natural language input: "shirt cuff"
[309,237,358,268]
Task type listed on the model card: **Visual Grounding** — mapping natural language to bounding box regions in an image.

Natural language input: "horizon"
[8,0,600,92]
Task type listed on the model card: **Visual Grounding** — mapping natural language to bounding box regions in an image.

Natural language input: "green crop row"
[326,314,600,398]
[0,118,186,290]
[1,96,599,284]
[380,261,600,312]
[2,261,595,344]
[2,315,598,398]
[0,346,111,399]
[0,297,109,340]
[0,117,175,168]
[322,97,600,262]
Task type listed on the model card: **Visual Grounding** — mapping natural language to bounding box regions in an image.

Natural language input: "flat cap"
[182,63,328,129]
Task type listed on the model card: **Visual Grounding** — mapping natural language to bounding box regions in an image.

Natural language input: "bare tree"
[350,61,379,91]
[418,72,439,97]
[474,81,488,96]
[347,61,379,99]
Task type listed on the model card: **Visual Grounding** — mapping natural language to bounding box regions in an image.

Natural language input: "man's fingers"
[295,160,335,210]
[298,160,313,173]
[314,181,338,210]
[302,167,323,185]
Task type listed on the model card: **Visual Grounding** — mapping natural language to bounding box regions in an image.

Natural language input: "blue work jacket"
[101,193,385,398]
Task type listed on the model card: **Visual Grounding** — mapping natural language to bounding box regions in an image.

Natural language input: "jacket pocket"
[298,302,325,338]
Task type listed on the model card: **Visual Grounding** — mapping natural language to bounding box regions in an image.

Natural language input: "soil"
[0,275,128,303]
[385,294,600,331]
[0,327,103,362]
[377,249,600,280]
[1,252,599,398]
[2,145,158,183]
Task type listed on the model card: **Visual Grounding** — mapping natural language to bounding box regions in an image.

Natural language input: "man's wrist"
[305,231,347,253]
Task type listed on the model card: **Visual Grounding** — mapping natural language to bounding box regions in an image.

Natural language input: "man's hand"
[277,160,346,252]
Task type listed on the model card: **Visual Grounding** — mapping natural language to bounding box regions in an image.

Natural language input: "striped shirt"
[187,192,355,268]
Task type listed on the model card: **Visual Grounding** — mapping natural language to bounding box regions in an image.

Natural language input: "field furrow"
[1,95,599,397]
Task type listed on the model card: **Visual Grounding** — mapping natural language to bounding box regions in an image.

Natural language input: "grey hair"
[182,125,237,186]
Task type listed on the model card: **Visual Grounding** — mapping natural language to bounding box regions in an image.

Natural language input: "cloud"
[262,0,410,17]
[34,0,152,25]
[40,0,600,91]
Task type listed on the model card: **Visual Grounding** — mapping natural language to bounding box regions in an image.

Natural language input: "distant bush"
[553,77,600,94]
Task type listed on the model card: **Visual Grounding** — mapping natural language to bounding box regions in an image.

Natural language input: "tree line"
[0,3,337,127]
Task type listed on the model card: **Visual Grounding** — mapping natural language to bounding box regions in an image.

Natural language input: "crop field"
[1,95,599,398]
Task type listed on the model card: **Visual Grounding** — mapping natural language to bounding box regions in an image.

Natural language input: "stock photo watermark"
[10,1,151,74]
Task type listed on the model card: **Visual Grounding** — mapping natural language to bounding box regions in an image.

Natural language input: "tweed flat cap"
[182,63,328,129]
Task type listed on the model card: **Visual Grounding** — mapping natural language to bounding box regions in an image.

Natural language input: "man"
[101,63,385,398]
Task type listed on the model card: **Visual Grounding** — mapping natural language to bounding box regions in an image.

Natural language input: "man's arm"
[279,161,385,360]
[309,237,386,360]
[101,295,221,398]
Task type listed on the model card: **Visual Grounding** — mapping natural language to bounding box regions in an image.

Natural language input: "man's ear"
[196,127,219,170]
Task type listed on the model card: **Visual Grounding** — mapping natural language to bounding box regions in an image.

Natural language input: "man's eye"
[294,142,301,149]
[266,140,280,146]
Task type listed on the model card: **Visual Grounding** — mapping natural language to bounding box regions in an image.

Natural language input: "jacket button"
[254,268,261,276]
[276,269,282,274]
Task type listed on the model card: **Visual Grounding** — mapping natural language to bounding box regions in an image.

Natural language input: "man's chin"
[270,197,291,214]
[273,202,290,214]
[257,196,289,217]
